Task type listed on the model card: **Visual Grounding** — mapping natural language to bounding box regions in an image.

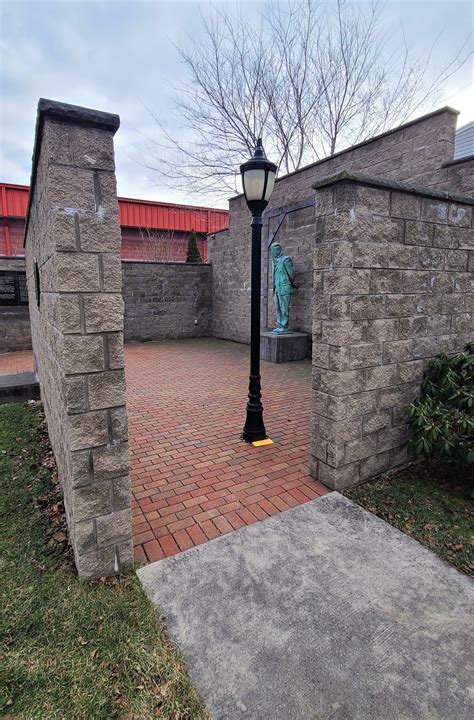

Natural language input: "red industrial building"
[0,182,229,262]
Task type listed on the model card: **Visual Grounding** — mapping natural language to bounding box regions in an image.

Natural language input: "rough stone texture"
[260,330,309,363]
[310,175,473,489]
[122,261,212,341]
[139,493,474,720]
[208,107,463,344]
[24,99,133,578]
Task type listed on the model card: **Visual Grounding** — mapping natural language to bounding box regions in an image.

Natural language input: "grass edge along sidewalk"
[0,402,208,720]
[347,462,473,577]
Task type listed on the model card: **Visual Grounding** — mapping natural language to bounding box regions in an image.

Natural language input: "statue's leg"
[274,292,283,329]
[280,293,290,330]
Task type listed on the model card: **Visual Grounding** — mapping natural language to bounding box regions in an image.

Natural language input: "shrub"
[408,342,474,466]
[186,230,202,263]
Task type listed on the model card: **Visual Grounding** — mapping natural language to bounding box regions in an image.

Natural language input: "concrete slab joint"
[24,98,133,578]
[310,172,473,490]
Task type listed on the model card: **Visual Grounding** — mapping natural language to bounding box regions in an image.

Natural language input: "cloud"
[0,0,472,209]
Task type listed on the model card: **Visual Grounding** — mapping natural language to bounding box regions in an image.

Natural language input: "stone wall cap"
[442,154,474,169]
[229,105,460,203]
[37,98,120,132]
[25,98,121,244]
[122,260,211,267]
[311,169,474,205]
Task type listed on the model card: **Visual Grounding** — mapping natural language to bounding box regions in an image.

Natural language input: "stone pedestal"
[260,330,309,363]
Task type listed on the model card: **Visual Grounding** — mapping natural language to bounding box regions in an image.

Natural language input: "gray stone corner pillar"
[24,98,133,578]
[310,170,473,490]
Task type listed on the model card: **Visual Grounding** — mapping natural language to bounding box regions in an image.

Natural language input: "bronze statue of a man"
[271,243,296,334]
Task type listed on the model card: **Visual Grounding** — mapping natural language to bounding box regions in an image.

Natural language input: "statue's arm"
[285,257,296,284]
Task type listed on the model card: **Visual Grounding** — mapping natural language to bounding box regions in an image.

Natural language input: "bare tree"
[144,0,471,200]
[126,227,188,262]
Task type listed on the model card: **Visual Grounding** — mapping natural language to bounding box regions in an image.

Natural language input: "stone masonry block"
[87,370,126,410]
[50,211,77,252]
[59,295,83,334]
[363,411,392,435]
[356,186,390,216]
[351,295,386,320]
[345,435,378,463]
[101,255,123,292]
[317,368,366,396]
[106,332,125,369]
[75,545,118,579]
[55,252,100,292]
[70,449,93,488]
[332,242,354,268]
[64,376,88,414]
[74,519,96,554]
[109,407,128,444]
[95,508,132,548]
[405,221,434,247]
[93,443,129,481]
[314,458,360,490]
[321,320,365,345]
[63,335,105,374]
[48,165,96,211]
[79,214,121,253]
[365,365,398,390]
[353,241,387,268]
[84,294,124,332]
[73,482,112,520]
[360,451,391,480]
[112,476,132,511]
[323,269,371,295]
[69,410,108,450]
[70,125,116,171]
[390,192,420,219]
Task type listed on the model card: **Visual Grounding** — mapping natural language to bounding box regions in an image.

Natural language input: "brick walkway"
[0,350,34,375]
[0,340,328,563]
[127,339,327,564]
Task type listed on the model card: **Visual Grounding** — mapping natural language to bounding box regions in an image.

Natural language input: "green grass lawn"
[347,462,473,576]
[0,402,208,720]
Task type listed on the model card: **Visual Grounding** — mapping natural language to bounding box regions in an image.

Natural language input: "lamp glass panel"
[243,168,266,200]
[264,171,276,201]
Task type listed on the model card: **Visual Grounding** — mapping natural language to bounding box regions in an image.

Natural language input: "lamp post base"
[242,374,266,442]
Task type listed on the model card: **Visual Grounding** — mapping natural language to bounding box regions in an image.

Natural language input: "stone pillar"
[24,99,132,578]
[311,171,473,490]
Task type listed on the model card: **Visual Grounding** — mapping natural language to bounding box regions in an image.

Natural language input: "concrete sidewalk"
[138,493,473,720]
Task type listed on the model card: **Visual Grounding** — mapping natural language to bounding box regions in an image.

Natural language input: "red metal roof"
[0,182,228,234]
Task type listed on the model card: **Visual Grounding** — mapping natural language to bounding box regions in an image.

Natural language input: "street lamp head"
[240,138,278,216]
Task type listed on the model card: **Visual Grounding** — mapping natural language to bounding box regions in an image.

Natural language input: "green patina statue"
[271,243,296,334]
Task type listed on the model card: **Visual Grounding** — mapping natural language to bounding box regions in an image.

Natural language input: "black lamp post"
[240,138,277,442]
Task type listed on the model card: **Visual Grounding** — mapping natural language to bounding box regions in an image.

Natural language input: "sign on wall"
[0,271,29,306]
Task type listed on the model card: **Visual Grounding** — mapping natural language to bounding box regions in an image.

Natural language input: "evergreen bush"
[408,342,474,467]
[186,231,202,263]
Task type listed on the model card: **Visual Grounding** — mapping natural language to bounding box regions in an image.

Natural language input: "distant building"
[0,182,229,262]
[453,121,474,161]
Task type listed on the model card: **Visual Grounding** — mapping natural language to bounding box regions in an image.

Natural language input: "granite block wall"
[24,99,133,578]
[310,172,473,489]
[0,257,32,351]
[123,260,212,341]
[208,107,463,345]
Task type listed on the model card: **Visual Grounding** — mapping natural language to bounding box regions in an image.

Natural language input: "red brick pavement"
[0,350,34,375]
[0,340,328,565]
[126,339,328,564]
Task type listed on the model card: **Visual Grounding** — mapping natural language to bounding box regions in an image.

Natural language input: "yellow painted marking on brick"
[252,438,274,447]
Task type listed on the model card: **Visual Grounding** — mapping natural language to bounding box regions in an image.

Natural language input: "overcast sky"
[1,0,473,208]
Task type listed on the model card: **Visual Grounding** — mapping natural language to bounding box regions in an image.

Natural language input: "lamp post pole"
[243,212,265,442]
[240,139,277,443]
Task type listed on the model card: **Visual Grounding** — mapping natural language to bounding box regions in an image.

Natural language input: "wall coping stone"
[122,260,211,267]
[442,155,474,169]
[25,98,121,242]
[311,169,474,204]
[229,106,460,203]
